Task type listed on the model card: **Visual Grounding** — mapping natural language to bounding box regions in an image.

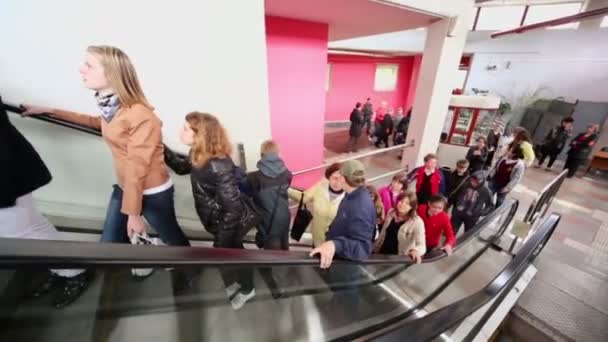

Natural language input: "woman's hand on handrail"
[21,104,54,116]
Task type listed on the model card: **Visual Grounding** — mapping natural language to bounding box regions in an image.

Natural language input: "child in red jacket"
[417,195,455,255]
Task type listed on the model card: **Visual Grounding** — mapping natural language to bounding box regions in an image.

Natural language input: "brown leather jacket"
[51,104,169,215]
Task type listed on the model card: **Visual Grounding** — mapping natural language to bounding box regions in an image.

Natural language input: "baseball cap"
[341,160,366,182]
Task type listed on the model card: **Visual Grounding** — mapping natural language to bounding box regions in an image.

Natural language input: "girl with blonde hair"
[24,45,189,248]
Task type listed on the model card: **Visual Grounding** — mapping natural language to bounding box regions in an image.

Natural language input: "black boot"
[29,271,60,298]
[53,270,95,309]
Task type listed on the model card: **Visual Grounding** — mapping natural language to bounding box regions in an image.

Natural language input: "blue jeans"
[101,185,190,246]
[488,182,507,208]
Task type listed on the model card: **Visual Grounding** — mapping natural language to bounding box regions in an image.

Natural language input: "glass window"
[476,6,526,31]
[525,3,582,29]
[450,108,476,145]
[325,63,331,91]
[472,110,498,144]
[374,64,399,91]
[601,16,608,28]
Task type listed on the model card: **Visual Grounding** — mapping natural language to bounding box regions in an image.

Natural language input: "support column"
[401,1,474,171]
[579,0,608,29]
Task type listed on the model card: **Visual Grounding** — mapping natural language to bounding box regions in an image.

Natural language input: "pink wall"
[266,16,328,187]
[325,54,421,122]
[405,55,422,113]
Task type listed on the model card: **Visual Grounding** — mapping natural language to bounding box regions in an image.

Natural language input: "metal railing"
[508,169,568,253]
[292,140,413,176]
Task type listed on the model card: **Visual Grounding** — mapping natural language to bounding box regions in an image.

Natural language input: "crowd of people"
[1,45,602,314]
[346,98,411,153]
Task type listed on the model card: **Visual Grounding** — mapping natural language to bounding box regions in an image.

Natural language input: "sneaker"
[53,270,94,309]
[545,167,552,171]
[534,164,541,168]
[225,282,241,299]
[230,289,255,310]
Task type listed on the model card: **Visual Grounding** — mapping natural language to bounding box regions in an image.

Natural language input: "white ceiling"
[265,0,443,41]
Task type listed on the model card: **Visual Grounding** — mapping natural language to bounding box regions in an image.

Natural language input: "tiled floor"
[509,166,608,342]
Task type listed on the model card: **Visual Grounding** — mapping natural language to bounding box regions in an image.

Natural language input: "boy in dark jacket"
[245,140,293,250]
[536,117,573,171]
[310,160,376,268]
[451,171,494,234]
[466,136,488,173]
[446,159,470,209]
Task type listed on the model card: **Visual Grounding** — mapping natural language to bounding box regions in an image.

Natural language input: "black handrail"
[366,213,560,342]
[0,200,517,268]
[3,102,102,137]
[509,169,567,252]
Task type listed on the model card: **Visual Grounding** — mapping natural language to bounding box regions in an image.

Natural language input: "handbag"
[290,192,313,241]
[130,233,164,278]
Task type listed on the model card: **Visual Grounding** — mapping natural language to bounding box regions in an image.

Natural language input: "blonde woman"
[23,45,190,247]
[288,163,345,247]
[374,191,426,264]
[164,112,257,310]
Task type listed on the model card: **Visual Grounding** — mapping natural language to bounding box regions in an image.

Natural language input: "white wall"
[0,0,271,212]
[464,30,608,105]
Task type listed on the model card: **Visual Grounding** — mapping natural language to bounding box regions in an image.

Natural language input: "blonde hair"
[260,140,280,156]
[185,112,233,167]
[87,45,151,108]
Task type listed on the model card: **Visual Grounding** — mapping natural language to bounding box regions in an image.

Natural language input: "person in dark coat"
[0,96,92,309]
[347,102,364,153]
[164,112,258,310]
[375,110,394,148]
[446,159,470,210]
[451,171,494,235]
[393,108,410,145]
[245,141,293,250]
[564,124,599,178]
[485,123,502,169]
[536,117,574,171]
[242,140,292,299]
[362,98,373,135]
[466,136,488,173]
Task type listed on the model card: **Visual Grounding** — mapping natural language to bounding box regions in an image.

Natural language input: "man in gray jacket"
[451,171,494,234]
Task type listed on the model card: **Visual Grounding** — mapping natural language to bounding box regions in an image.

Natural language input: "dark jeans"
[489,182,507,208]
[101,185,190,246]
[214,225,254,293]
[451,211,478,235]
[538,147,559,168]
[564,156,583,178]
[347,135,360,153]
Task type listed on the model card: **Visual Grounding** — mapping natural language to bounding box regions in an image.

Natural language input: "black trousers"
[451,211,478,235]
[347,135,360,152]
[564,156,584,178]
[215,227,254,293]
[375,133,389,148]
[538,146,560,168]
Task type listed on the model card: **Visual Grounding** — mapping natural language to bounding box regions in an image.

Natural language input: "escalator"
[1,101,562,341]
[1,201,560,341]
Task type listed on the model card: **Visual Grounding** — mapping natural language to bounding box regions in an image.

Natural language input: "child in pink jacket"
[378,173,407,216]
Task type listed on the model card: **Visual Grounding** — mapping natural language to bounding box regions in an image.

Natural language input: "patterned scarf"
[95,92,121,122]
